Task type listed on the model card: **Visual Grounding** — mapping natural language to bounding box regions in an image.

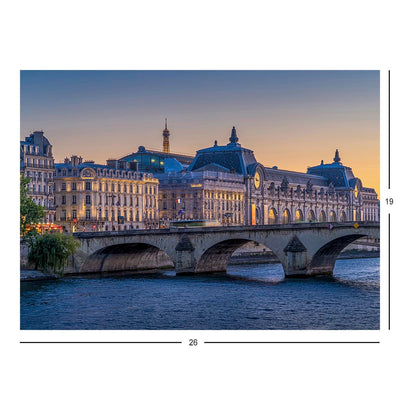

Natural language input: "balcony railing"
[24,163,55,170]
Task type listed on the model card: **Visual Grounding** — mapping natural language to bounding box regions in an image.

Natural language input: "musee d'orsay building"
[119,124,379,226]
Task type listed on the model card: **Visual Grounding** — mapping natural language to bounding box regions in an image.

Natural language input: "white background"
[1,1,399,399]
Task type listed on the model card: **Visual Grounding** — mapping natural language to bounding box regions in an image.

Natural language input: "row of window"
[25,158,53,167]
[203,212,242,223]
[57,181,157,194]
[57,168,151,181]
[204,201,241,211]
[59,209,144,222]
[56,195,156,207]
[30,185,53,194]
[204,191,243,200]
[26,171,53,179]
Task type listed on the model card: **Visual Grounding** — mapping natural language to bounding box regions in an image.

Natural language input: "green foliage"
[28,233,81,275]
[20,174,46,241]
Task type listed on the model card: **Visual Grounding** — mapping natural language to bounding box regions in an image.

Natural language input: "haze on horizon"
[20,70,380,196]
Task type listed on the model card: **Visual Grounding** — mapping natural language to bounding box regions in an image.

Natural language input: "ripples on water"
[20,258,379,330]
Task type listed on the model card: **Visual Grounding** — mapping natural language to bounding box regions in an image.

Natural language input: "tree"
[28,233,80,275]
[20,174,46,243]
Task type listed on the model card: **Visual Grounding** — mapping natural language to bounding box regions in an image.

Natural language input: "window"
[72,195,77,205]
[85,181,92,191]
[61,182,66,191]
[72,209,77,219]
[85,209,91,220]
[85,195,91,205]
[62,195,66,205]
[72,182,77,191]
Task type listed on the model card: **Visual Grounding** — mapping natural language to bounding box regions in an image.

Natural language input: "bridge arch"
[319,210,327,222]
[295,209,303,223]
[309,231,378,275]
[268,207,277,224]
[307,209,316,222]
[282,208,291,224]
[80,241,174,273]
[195,238,285,274]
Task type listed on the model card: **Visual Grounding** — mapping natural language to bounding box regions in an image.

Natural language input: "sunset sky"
[20,70,380,196]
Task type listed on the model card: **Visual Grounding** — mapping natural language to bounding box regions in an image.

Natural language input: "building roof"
[55,162,112,170]
[21,130,53,157]
[306,150,356,188]
[188,127,257,175]
[264,167,329,186]
[120,146,194,165]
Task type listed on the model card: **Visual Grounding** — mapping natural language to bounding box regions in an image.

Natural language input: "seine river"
[20,257,379,330]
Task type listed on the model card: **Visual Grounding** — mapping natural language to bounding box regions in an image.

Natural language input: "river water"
[20,257,379,330]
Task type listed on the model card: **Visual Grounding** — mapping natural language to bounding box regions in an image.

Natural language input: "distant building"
[20,130,56,224]
[154,126,379,225]
[119,121,194,174]
[53,156,159,232]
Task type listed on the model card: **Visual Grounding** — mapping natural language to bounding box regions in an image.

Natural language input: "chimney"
[70,155,82,167]
[64,157,70,164]
[107,159,118,169]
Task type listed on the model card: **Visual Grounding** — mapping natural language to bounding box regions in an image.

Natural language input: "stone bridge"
[69,222,379,277]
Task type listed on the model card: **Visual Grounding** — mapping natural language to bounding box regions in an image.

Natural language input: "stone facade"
[20,130,56,223]
[153,127,379,226]
[158,170,245,225]
[54,156,159,232]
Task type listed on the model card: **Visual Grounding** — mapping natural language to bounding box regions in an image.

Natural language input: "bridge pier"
[175,234,196,274]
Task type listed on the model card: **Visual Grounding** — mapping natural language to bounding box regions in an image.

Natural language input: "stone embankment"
[229,250,379,265]
[20,269,58,281]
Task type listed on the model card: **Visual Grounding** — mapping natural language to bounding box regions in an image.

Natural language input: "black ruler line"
[20,341,182,344]
[388,70,391,189]
[388,213,391,330]
[204,341,380,344]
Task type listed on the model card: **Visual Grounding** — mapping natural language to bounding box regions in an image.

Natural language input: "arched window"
[340,211,347,222]
[282,208,291,224]
[307,210,315,222]
[295,209,303,223]
[268,208,277,224]
[319,210,327,222]
[330,211,337,222]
